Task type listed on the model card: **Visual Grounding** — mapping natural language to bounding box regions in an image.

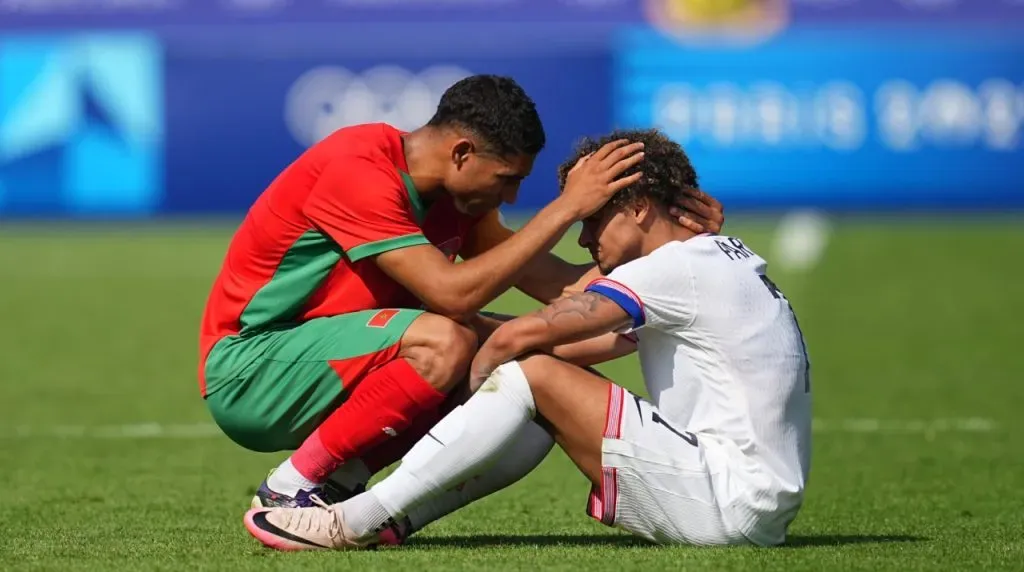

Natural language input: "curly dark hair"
[428,75,545,157]
[557,128,699,212]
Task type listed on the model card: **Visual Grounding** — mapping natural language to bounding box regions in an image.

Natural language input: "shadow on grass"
[782,534,926,548]
[406,534,647,549]
[406,533,926,549]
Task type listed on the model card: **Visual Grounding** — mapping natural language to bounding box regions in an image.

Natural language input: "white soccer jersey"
[584,235,812,546]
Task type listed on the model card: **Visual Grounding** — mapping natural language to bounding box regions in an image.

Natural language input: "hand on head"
[555,139,645,220]
[669,188,724,235]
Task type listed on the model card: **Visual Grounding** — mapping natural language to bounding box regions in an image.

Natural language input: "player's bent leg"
[263,312,477,509]
[321,385,466,507]
[284,313,476,485]
[341,357,607,546]
[312,315,479,505]
[205,309,475,511]
[398,312,478,393]
[353,359,598,546]
[243,358,598,552]
[516,353,613,487]
[246,360,540,551]
[522,356,748,546]
[206,310,425,454]
[309,316,478,506]
[380,420,554,545]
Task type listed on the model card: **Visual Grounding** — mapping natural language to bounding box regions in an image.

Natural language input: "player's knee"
[516,352,560,391]
[400,313,477,393]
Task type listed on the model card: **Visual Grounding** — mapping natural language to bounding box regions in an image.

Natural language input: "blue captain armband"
[584,278,646,330]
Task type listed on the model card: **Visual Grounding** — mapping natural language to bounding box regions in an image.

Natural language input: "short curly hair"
[428,75,546,157]
[557,128,699,212]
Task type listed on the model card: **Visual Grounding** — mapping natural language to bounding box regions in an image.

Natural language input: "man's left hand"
[669,187,724,235]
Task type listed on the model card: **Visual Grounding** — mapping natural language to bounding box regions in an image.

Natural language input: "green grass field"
[1,216,1023,571]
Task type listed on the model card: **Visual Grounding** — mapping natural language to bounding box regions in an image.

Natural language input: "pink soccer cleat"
[244,495,378,551]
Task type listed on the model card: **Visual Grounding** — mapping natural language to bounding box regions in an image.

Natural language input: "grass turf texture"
[1,216,1022,571]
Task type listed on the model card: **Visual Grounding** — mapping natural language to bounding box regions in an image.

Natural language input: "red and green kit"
[199,123,478,452]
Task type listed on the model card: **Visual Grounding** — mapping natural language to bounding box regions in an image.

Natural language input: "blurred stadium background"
[1,1,1023,570]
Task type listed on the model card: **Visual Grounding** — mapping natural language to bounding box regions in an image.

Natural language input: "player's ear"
[451,139,474,168]
[633,196,655,225]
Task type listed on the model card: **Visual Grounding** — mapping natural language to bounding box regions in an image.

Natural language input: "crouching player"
[243,128,811,549]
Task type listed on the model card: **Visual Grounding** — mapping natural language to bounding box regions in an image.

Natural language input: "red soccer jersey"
[198,123,479,395]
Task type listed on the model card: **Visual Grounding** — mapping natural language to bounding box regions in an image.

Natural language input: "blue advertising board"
[4,17,1024,217]
[793,0,1024,23]
[614,27,1024,209]
[0,27,612,216]
[162,50,610,214]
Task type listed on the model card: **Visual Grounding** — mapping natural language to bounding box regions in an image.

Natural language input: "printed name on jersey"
[715,237,755,261]
[367,309,401,328]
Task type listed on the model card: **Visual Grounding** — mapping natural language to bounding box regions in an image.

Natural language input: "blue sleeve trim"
[585,283,645,329]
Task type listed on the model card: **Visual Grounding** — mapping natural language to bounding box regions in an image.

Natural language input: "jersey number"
[759,274,812,393]
[652,411,699,447]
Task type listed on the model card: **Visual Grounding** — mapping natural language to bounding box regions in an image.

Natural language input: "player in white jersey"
[243,128,811,550]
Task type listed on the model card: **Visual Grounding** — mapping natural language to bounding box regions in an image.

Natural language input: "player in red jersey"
[199,75,724,511]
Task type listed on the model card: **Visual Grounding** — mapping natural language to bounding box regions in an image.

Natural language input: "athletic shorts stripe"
[587,384,627,526]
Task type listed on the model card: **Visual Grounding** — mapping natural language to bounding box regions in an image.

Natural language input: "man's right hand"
[556,139,645,220]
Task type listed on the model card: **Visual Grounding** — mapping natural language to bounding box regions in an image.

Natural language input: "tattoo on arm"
[470,292,629,388]
[531,292,621,327]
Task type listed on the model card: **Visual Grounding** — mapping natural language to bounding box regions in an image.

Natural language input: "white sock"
[339,488,394,535]
[341,362,536,537]
[266,458,322,497]
[327,459,371,493]
[406,420,553,533]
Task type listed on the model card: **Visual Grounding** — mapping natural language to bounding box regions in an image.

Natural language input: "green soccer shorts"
[203,308,423,452]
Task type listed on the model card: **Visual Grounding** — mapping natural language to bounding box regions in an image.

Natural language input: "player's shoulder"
[614,236,714,272]
[614,235,767,282]
[316,123,405,166]
[602,242,691,289]
[311,124,411,198]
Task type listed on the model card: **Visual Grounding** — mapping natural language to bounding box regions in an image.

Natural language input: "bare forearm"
[443,202,577,316]
[464,311,516,343]
[472,311,633,366]
[515,251,594,304]
[558,263,602,299]
[470,318,552,386]
[470,292,631,386]
[482,323,633,369]
[470,316,608,388]
[551,332,637,367]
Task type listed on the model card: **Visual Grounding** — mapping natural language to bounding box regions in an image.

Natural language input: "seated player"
[199,74,726,513]
[243,128,812,549]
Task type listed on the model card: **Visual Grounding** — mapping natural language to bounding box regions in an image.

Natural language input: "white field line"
[811,418,997,434]
[0,418,999,440]
[4,422,223,439]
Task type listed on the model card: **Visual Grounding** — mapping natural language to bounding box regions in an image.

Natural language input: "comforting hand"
[556,139,645,220]
[668,187,725,234]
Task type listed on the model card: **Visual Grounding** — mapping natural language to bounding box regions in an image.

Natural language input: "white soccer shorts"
[586,384,749,546]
